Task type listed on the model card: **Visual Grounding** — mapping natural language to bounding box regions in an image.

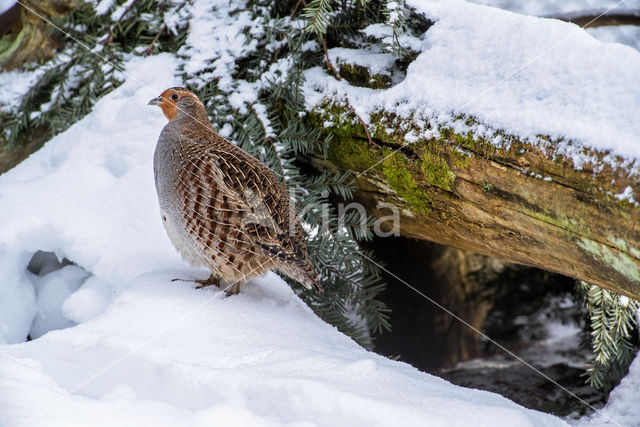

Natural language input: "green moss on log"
[337,62,392,89]
[309,98,638,226]
[420,151,456,191]
[327,137,380,171]
[382,152,432,214]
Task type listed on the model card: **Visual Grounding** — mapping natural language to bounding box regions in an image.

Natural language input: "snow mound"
[0,53,566,425]
[576,350,640,426]
[587,25,640,52]
[0,0,15,14]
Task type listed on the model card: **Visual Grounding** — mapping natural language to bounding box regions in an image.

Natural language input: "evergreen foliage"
[579,281,639,391]
[303,0,335,37]
[383,0,408,55]
[1,0,188,148]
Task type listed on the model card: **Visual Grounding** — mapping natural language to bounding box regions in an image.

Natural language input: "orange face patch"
[158,89,181,121]
[151,88,204,122]
[156,89,203,121]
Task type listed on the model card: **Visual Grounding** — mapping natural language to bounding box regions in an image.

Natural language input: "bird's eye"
[171,94,179,101]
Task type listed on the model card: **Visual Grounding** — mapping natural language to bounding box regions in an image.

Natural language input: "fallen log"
[308,100,640,299]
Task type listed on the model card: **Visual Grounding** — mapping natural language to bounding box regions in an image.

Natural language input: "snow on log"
[304,0,640,298]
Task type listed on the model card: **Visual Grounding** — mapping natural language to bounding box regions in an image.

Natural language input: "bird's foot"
[195,273,221,289]
[223,281,241,296]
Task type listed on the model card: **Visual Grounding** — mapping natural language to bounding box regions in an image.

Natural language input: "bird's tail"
[279,261,324,293]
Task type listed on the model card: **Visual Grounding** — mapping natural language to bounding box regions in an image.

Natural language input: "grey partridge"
[148,87,323,295]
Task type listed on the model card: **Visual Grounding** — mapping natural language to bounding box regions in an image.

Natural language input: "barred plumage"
[149,87,322,295]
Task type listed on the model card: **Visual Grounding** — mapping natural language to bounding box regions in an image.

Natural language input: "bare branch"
[547,10,640,28]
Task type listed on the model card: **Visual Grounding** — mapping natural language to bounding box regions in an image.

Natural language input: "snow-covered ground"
[587,25,640,51]
[579,351,640,426]
[0,54,568,426]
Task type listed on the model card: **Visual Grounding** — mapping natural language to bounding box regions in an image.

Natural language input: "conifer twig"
[349,106,378,149]
[103,0,137,46]
[289,0,308,20]
[143,24,165,55]
[321,38,341,81]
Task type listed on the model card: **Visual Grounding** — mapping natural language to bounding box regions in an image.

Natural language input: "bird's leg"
[195,273,221,289]
[222,280,241,296]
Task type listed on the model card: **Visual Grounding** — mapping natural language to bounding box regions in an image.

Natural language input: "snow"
[465,0,640,52]
[577,350,640,426]
[0,53,181,346]
[0,68,42,111]
[94,0,114,16]
[178,0,256,90]
[362,23,424,51]
[30,264,91,340]
[586,25,640,51]
[0,0,14,14]
[61,275,113,323]
[466,0,640,17]
[614,185,637,204]
[110,0,135,21]
[329,48,396,76]
[0,52,567,426]
[304,0,640,171]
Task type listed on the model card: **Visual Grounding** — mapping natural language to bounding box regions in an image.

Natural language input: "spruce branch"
[303,0,334,37]
[580,281,639,391]
[290,0,308,20]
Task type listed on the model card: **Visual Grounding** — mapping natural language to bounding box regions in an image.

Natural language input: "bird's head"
[148,87,206,122]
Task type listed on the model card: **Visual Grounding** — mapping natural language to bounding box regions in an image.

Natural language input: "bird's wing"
[178,144,308,267]
[215,147,309,266]
[175,147,265,277]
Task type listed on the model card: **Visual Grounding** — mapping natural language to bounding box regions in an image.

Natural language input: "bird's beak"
[148,96,163,106]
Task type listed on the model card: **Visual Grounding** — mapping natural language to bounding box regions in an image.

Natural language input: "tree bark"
[0,0,76,70]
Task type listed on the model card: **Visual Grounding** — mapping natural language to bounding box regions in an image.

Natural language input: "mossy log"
[308,99,640,299]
